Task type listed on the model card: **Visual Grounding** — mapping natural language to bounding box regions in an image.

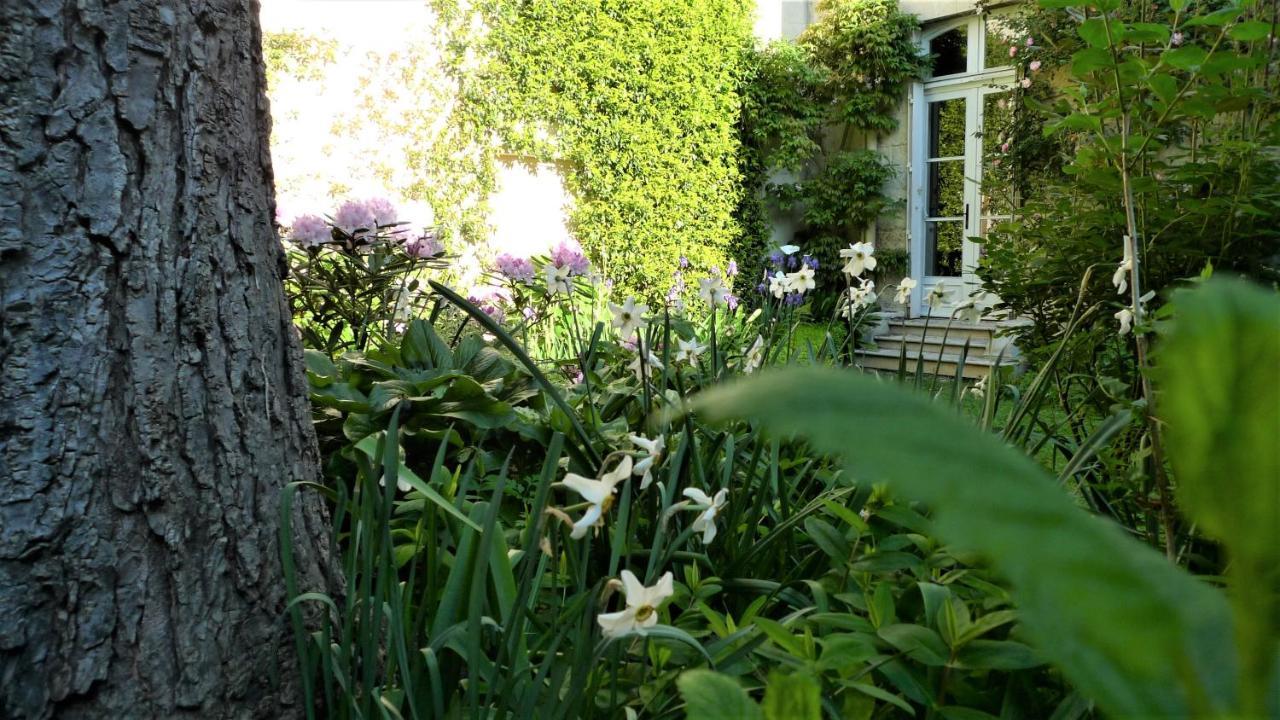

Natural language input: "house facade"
[757,0,1022,320]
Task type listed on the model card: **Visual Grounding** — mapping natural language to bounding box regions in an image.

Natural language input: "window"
[929,27,967,78]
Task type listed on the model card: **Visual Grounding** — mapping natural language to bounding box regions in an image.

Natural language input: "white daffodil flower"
[682,487,728,544]
[629,434,665,489]
[698,276,729,308]
[1114,237,1134,295]
[967,374,988,398]
[956,301,980,323]
[1113,258,1133,295]
[1115,307,1134,336]
[842,280,876,318]
[839,242,877,277]
[628,347,665,381]
[610,296,649,339]
[894,277,917,305]
[925,283,950,309]
[545,264,573,295]
[597,569,675,639]
[561,456,632,539]
[778,244,800,255]
[742,334,765,374]
[673,337,707,364]
[786,265,816,294]
[768,270,790,299]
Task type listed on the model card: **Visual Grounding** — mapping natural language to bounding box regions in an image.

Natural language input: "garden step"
[853,347,1016,380]
[873,334,990,356]
[887,320,997,343]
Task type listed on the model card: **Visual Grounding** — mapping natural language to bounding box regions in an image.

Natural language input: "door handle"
[964,202,969,226]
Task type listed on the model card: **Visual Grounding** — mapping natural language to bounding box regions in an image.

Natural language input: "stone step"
[887,320,996,343]
[873,333,990,356]
[853,347,1016,380]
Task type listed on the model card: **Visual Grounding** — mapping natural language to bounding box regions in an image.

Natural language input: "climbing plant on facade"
[738,0,930,304]
[429,0,756,301]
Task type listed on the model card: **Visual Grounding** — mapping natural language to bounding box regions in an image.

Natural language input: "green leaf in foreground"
[694,367,1235,717]
[678,669,763,720]
[1156,278,1280,716]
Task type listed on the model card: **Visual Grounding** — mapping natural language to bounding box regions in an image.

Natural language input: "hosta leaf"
[696,367,1236,717]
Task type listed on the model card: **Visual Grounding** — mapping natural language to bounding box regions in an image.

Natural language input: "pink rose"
[1009,46,1018,58]
[1020,77,1032,88]
[1030,60,1042,72]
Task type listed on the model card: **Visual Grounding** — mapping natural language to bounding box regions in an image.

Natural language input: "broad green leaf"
[1165,46,1208,70]
[1229,20,1273,41]
[878,624,950,666]
[695,368,1236,717]
[1147,73,1178,104]
[939,707,1001,720]
[817,633,878,671]
[753,617,807,657]
[1126,22,1171,44]
[402,318,454,370]
[1156,279,1280,715]
[1184,8,1242,26]
[804,517,851,561]
[761,672,821,720]
[1077,18,1110,49]
[954,640,1043,670]
[678,670,763,720]
[1071,47,1114,75]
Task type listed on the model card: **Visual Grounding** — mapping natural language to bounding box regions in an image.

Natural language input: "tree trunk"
[0,1,333,717]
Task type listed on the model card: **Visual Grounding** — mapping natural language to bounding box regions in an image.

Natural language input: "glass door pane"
[925,97,966,278]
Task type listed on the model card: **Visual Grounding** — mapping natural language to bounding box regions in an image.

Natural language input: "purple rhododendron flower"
[366,197,399,226]
[334,199,377,235]
[550,240,590,274]
[405,232,443,259]
[494,253,535,283]
[289,214,331,247]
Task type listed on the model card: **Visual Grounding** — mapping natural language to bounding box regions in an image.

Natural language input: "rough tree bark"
[0,1,333,717]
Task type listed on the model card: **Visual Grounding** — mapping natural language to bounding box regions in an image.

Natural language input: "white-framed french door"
[908,12,1017,317]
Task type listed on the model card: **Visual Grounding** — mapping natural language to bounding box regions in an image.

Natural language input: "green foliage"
[437,0,756,299]
[798,0,932,132]
[263,30,336,86]
[737,0,926,304]
[1157,279,1280,716]
[695,278,1280,718]
[975,0,1280,561]
[979,0,1280,351]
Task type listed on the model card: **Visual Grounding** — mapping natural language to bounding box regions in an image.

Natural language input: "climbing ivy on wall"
[427,0,926,303]
[431,0,756,300]
[738,0,928,301]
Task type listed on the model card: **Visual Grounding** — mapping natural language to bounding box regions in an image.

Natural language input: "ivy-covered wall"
[442,0,757,299]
